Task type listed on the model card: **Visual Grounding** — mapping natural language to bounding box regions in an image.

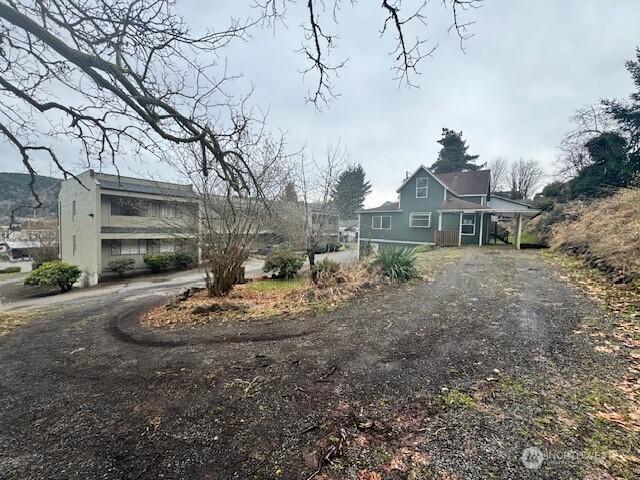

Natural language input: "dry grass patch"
[550,187,640,285]
[0,309,37,336]
[143,261,378,328]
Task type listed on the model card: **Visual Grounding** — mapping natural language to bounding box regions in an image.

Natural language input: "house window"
[148,239,175,253]
[72,235,77,256]
[111,239,148,255]
[111,240,121,255]
[410,212,431,228]
[372,216,391,230]
[111,197,148,216]
[416,177,428,198]
[461,215,476,235]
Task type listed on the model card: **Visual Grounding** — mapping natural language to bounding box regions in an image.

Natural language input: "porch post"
[515,213,523,250]
[478,213,484,246]
[458,212,463,246]
[438,212,442,231]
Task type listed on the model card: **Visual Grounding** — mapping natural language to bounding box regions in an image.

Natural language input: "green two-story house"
[357,165,540,256]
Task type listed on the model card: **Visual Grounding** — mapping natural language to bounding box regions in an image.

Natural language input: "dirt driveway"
[0,248,631,479]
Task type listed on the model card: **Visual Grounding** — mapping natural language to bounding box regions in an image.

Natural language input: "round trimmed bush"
[143,253,173,273]
[24,260,81,293]
[108,257,136,278]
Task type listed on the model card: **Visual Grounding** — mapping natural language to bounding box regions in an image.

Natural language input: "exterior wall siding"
[59,171,101,287]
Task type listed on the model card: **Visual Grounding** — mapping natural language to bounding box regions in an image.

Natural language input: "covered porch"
[435,196,540,249]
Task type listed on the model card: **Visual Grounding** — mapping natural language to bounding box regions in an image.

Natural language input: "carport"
[436,195,541,249]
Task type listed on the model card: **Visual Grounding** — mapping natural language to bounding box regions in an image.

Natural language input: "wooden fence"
[435,230,459,247]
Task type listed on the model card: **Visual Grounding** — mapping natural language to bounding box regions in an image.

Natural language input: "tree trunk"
[307,248,317,284]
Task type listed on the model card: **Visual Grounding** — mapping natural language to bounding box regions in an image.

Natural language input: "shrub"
[371,246,419,282]
[312,258,340,275]
[143,253,173,273]
[24,260,81,292]
[263,249,305,279]
[0,266,21,274]
[174,252,196,270]
[108,257,136,278]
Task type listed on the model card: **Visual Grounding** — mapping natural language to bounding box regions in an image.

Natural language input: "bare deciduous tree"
[0,0,263,206]
[1,0,483,206]
[166,137,288,297]
[276,144,344,283]
[488,156,509,192]
[508,158,545,200]
[558,105,615,179]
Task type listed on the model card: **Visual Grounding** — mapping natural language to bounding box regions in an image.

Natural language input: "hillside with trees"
[530,48,640,283]
[0,173,60,223]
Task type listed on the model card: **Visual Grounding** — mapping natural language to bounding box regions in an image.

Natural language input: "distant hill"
[0,172,61,223]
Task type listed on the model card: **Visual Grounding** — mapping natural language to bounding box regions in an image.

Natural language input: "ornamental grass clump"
[371,245,419,282]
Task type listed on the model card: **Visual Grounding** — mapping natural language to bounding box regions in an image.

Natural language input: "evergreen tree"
[431,128,482,173]
[603,48,640,170]
[282,182,299,203]
[569,132,632,198]
[331,164,372,219]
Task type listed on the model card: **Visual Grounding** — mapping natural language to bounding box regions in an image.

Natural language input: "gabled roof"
[395,165,490,196]
[434,170,490,196]
[395,165,452,193]
[357,201,400,213]
[439,198,490,211]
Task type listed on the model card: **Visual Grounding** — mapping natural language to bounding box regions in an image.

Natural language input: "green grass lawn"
[246,277,307,293]
[519,230,538,244]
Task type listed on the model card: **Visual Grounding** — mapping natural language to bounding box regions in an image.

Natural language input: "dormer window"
[416,177,428,198]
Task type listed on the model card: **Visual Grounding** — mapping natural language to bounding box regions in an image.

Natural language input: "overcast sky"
[1,1,639,207]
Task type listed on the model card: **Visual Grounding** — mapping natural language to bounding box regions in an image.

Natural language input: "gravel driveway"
[0,248,629,479]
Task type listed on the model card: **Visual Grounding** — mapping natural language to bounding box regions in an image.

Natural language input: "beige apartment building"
[58,170,199,286]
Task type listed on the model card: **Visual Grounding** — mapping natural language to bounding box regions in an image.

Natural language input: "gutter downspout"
[458,212,463,247]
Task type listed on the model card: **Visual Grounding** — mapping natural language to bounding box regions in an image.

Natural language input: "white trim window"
[416,177,428,198]
[461,214,476,235]
[409,212,431,228]
[372,215,391,230]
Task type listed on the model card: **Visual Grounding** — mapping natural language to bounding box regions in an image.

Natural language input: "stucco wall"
[59,171,101,286]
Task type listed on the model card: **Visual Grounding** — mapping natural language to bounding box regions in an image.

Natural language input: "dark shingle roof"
[439,198,490,210]
[97,176,197,198]
[434,170,490,195]
[358,201,400,213]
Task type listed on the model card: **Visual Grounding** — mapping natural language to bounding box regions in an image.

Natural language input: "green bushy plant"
[174,252,196,270]
[143,253,173,273]
[0,266,21,274]
[24,260,81,292]
[312,258,340,275]
[371,246,418,282]
[108,257,136,278]
[263,249,305,279]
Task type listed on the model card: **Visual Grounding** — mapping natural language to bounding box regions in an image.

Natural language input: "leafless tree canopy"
[558,105,615,179]
[275,143,344,283]
[254,0,483,106]
[508,158,545,200]
[165,137,288,296]
[488,156,508,192]
[0,0,260,206]
[1,0,483,206]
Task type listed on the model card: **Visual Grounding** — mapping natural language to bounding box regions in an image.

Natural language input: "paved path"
[0,249,616,479]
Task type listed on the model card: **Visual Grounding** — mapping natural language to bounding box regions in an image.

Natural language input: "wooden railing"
[435,230,459,247]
